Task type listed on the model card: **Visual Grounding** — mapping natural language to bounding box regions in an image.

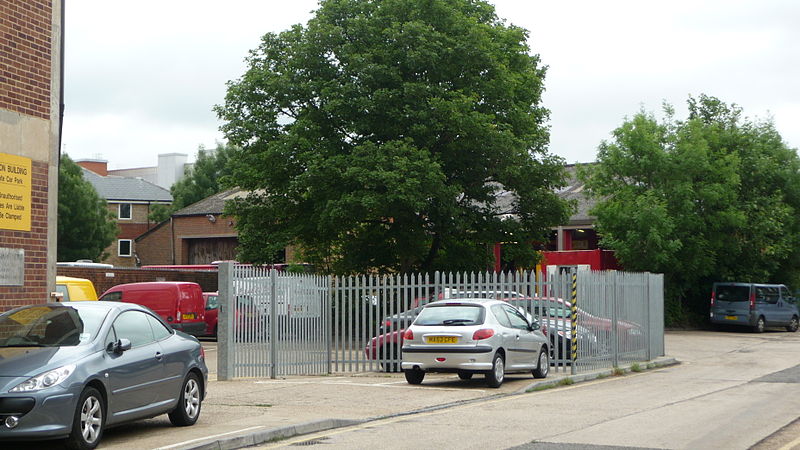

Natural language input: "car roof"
[427,298,502,306]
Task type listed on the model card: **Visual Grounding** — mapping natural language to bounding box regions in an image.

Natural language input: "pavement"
[92,340,677,450]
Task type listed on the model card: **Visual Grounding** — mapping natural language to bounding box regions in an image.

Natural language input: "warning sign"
[0,152,32,231]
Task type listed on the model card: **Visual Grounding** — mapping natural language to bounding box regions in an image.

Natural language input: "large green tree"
[216,0,570,274]
[149,143,235,222]
[581,95,800,324]
[57,155,118,262]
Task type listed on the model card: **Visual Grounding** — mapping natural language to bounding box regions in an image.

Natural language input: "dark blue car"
[0,301,208,449]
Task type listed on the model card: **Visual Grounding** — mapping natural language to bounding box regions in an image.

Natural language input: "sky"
[62,0,800,170]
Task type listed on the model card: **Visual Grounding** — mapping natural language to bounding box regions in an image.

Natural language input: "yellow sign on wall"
[0,152,32,231]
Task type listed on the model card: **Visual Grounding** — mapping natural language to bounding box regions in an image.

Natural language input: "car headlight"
[10,364,76,392]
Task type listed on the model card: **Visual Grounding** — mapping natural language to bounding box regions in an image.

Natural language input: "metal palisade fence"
[217,263,664,380]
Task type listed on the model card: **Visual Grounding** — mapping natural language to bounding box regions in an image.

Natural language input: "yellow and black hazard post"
[570,272,578,375]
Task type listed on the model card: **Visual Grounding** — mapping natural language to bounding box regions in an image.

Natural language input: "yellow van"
[54,276,98,301]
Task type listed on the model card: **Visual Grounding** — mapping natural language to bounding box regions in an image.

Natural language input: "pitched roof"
[171,188,244,216]
[82,168,173,202]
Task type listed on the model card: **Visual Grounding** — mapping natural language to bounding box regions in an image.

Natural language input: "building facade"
[0,0,62,310]
[77,161,172,267]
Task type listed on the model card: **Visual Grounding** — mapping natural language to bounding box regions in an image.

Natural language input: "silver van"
[710,282,799,332]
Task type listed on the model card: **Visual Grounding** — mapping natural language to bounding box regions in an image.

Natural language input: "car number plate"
[725,315,737,321]
[427,336,457,344]
[182,313,195,320]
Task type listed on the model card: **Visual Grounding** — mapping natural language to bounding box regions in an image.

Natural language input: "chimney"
[75,159,108,176]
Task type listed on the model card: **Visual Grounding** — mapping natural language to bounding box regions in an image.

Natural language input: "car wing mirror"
[108,338,131,354]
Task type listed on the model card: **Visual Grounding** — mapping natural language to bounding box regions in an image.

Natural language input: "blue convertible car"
[0,301,208,449]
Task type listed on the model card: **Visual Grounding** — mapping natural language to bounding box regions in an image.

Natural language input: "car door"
[778,286,795,324]
[490,305,518,365]
[759,286,781,324]
[146,313,186,403]
[104,310,166,421]
[501,304,539,369]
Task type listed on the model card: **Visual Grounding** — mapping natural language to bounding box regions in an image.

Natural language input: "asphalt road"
[253,330,800,450]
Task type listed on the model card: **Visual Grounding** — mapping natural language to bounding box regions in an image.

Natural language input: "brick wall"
[0,0,56,312]
[0,0,52,119]
[136,221,172,265]
[0,160,50,311]
[173,215,238,264]
[102,203,159,267]
[57,266,219,295]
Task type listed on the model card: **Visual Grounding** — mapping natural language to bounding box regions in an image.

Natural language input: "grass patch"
[527,384,555,392]
[630,363,642,373]
[596,372,608,379]
[647,363,656,369]
[558,377,575,386]
[612,367,625,376]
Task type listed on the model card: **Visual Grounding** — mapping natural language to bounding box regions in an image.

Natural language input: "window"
[502,305,531,330]
[118,239,132,257]
[147,314,172,341]
[491,304,512,328]
[118,203,132,220]
[112,311,156,348]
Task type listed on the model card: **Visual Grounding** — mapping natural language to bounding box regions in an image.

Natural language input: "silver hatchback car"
[401,299,549,387]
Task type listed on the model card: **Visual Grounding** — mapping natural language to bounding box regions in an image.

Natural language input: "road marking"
[153,425,266,449]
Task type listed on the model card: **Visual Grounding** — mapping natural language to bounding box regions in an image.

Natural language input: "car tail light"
[402,329,414,340]
[385,320,392,328]
[749,291,756,311]
[175,311,182,323]
[710,291,715,307]
[472,329,494,340]
[541,322,548,335]
[200,345,206,360]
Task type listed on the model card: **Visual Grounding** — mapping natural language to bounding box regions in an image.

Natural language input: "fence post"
[611,271,619,369]
[571,272,578,375]
[645,272,652,361]
[270,268,278,379]
[327,275,333,374]
[218,262,235,381]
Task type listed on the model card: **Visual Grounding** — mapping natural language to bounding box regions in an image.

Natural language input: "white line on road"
[153,425,266,450]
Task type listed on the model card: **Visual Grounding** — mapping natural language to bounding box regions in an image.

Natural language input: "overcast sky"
[62,0,800,170]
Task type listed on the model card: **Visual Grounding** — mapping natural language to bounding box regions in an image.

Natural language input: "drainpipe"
[170,216,175,264]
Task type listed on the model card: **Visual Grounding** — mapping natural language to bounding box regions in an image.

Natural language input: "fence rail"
[218,264,664,380]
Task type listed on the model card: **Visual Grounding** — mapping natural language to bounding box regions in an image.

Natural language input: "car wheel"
[754,316,766,333]
[533,347,549,379]
[65,387,105,450]
[787,316,799,332]
[404,369,425,385]
[169,372,202,426]
[457,371,473,380]
[486,352,504,388]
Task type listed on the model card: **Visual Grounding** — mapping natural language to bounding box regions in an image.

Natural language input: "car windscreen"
[715,285,750,302]
[0,305,108,347]
[413,305,485,326]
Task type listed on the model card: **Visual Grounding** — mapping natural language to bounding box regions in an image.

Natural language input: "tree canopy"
[57,155,118,262]
[216,0,570,274]
[149,143,235,223]
[581,95,800,324]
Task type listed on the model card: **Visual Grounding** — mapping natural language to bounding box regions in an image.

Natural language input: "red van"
[99,281,206,337]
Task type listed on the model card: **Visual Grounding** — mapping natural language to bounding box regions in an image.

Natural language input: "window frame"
[118,239,133,257]
[118,203,132,220]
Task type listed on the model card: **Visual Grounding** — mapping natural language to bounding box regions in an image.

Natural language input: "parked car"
[0,301,207,449]
[54,276,98,301]
[203,292,219,337]
[98,282,206,337]
[401,298,549,388]
[710,282,800,333]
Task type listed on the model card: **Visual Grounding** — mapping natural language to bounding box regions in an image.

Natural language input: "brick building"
[77,160,172,267]
[136,189,240,265]
[0,0,62,310]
